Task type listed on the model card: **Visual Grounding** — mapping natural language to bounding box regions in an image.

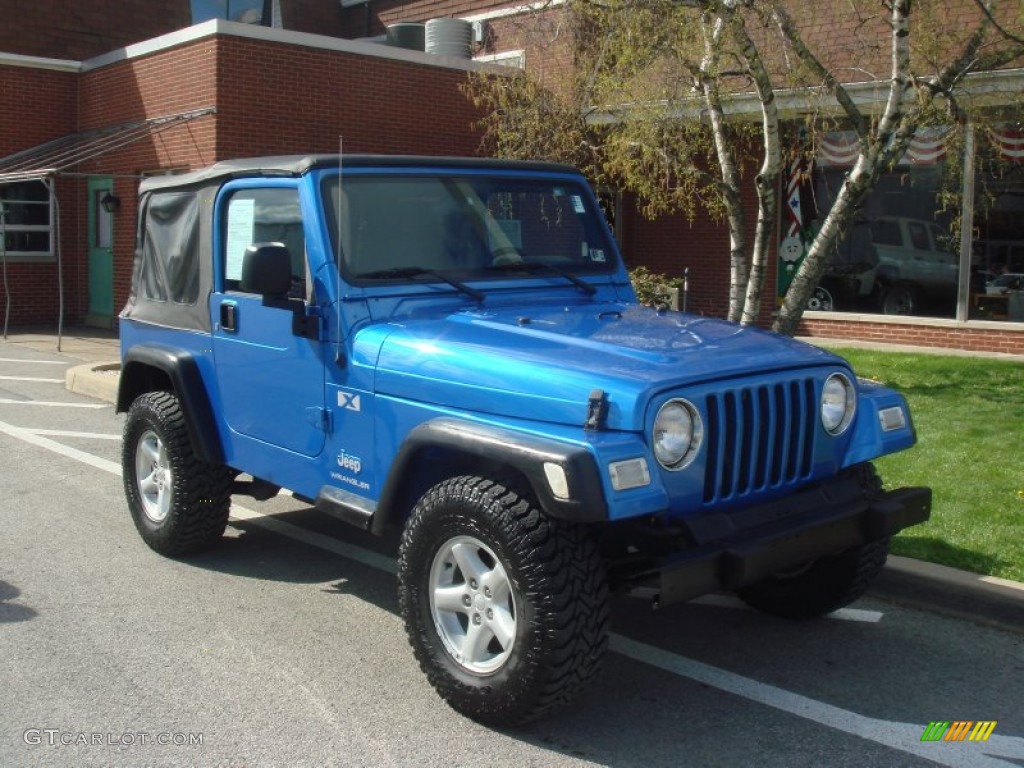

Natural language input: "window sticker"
[589,248,607,263]
[571,195,586,214]
[225,198,256,281]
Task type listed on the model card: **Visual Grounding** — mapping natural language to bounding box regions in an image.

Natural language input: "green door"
[87,177,115,326]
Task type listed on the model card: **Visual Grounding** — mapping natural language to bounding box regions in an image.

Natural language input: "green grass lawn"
[831,348,1024,583]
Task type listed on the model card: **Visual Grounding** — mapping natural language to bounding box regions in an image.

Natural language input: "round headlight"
[653,399,702,469]
[821,373,856,435]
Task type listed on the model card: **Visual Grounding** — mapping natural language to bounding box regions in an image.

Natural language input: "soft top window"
[140,191,200,305]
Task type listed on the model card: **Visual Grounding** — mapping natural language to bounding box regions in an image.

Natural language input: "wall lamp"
[100,191,121,213]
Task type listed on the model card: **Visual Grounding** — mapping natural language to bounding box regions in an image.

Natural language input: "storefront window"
[809,130,958,319]
[0,180,53,261]
[971,126,1024,322]
[786,124,1024,323]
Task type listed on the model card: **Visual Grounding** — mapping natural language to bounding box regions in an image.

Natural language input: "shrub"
[629,266,684,309]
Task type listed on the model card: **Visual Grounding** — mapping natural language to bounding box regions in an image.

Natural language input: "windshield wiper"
[357,267,484,302]
[487,260,597,296]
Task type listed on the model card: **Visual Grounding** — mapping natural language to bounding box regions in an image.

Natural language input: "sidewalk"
[3,325,1023,632]
[3,326,122,403]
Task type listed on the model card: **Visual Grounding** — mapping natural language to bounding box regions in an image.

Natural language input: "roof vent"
[386,22,425,51]
[425,18,473,58]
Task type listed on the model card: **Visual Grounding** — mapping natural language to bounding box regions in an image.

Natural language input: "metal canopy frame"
[0,107,215,348]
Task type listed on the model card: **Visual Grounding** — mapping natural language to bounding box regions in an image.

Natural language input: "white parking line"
[609,635,1021,768]
[0,398,106,408]
[2,416,1021,767]
[0,375,65,383]
[628,588,885,623]
[29,429,122,441]
[0,358,67,365]
[228,506,397,575]
[0,419,122,474]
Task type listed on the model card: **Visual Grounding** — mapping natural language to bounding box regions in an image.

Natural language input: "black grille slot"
[703,378,816,504]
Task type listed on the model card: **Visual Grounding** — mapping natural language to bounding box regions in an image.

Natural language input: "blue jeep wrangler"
[118,155,930,725]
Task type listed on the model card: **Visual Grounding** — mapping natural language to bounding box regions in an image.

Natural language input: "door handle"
[220,301,238,332]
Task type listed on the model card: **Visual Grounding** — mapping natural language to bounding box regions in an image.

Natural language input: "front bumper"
[655,474,932,607]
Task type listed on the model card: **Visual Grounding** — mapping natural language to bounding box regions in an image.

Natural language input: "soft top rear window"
[140,191,200,305]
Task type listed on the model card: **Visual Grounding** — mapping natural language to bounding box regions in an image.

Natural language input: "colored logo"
[921,721,997,742]
[338,390,361,412]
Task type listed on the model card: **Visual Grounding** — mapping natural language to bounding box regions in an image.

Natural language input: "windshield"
[322,174,617,283]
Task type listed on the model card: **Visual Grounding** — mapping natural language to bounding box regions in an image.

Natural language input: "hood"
[369,302,844,430]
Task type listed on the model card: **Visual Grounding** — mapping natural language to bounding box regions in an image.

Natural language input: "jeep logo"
[337,451,362,474]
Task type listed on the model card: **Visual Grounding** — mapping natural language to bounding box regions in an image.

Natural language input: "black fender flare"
[116,344,225,464]
[370,418,609,535]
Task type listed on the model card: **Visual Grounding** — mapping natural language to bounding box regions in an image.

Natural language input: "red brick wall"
[798,317,1024,355]
[0,65,78,324]
[0,0,192,61]
[282,0,345,37]
[213,36,482,157]
[0,65,77,156]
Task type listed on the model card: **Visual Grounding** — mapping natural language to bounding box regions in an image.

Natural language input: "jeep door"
[211,182,327,458]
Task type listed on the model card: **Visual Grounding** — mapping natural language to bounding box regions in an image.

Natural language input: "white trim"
[0,52,81,73]
[474,49,525,69]
[460,0,566,25]
[588,67,1024,124]
[81,19,494,75]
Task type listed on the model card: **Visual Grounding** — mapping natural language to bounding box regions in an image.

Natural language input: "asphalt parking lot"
[2,331,1022,767]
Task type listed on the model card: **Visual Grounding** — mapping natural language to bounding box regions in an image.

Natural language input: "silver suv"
[820,216,958,315]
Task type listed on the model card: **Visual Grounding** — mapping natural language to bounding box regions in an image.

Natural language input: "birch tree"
[466,0,1024,335]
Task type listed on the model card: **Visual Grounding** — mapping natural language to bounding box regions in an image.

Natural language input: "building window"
[0,180,53,262]
[191,0,269,25]
[807,129,958,320]
[971,125,1024,321]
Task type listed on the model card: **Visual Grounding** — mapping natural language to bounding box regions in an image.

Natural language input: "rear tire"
[122,391,232,556]
[398,475,609,726]
[737,464,890,619]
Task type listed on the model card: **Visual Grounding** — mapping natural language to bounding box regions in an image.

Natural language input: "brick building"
[1,3,485,331]
[2,0,1023,353]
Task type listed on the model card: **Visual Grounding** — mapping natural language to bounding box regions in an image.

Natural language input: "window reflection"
[793,125,1024,323]
[190,0,268,25]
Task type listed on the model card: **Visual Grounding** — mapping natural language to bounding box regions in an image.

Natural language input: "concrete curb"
[65,362,120,404]
[871,556,1023,634]
[63,361,1023,632]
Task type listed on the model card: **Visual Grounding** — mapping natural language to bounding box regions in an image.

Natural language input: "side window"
[871,219,902,247]
[908,222,930,251]
[140,191,200,305]
[223,187,306,297]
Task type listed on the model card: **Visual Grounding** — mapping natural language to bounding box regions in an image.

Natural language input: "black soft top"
[139,154,580,194]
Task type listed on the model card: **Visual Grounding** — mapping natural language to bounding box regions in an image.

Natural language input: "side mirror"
[240,243,292,296]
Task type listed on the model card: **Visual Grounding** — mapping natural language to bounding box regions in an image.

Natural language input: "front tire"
[881,282,920,315]
[122,391,232,556]
[736,464,890,619]
[398,475,609,726]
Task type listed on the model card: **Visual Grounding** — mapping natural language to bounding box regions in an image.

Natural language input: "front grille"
[702,378,816,504]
